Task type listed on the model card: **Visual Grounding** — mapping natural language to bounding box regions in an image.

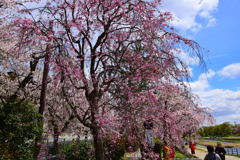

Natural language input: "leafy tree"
[214,125,221,136]
[200,122,234,137]
[0,99,42,160]
[201,126,215,137]
[234,124,240,135]
[219,122,233,137]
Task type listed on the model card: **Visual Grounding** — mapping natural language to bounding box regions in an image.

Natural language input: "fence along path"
[225,147,240,156]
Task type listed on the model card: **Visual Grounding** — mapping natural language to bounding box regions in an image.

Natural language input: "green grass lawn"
[174,148,192,158]
[175,151,188,158]
[201,136,240,143]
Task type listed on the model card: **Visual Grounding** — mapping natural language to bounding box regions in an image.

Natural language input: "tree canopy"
[0,0,214,159]
[199,122,234,137]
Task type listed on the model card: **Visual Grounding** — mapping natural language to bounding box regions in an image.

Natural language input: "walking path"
[125,147,240,160]
[188,147,240,160]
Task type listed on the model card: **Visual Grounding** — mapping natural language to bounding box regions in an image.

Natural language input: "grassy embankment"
[175,150,189,158]
[199,136,240,148]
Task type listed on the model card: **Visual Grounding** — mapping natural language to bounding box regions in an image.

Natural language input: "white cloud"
[197,89,240,111]
[196,89,240,124]
[187,67,193,77]
[219,63,240,78]
[189,67,240,124]
[173,49,200,77]
[161,0,219,31]
[216,114,240,124]
[177,49,200,66]
[189,69,216,91]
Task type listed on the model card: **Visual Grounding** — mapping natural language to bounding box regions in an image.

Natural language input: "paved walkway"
[125,147,240,160]
[188,147,240,160]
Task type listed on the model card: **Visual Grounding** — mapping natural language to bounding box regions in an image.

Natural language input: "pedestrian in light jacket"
[204,145,221,160]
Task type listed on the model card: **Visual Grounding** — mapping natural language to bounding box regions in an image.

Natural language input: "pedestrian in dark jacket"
[215,142,226,160]
[204,145,221,160]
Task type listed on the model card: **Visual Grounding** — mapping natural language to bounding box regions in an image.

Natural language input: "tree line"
[199,122,240,137]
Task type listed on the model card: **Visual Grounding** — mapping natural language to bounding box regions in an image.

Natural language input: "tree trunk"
[92,126,105,160]
[53,125,59,156]
[88,90,105,160]
[34,21,53,160]
[38,39,51,115]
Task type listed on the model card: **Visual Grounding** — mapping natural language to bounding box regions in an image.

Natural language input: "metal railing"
[225,147,240,156]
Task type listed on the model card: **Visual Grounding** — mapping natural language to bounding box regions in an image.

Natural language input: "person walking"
[163,143,171,160]
[189,140,196,154]
[204,145,221,160]
[215,142,226,160]
[169,147,175,159]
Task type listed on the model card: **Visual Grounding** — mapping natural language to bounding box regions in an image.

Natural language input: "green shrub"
[0,99,42,160]
[61,141,94,160]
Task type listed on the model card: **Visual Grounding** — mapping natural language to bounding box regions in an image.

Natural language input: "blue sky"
[162,0,240,124]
